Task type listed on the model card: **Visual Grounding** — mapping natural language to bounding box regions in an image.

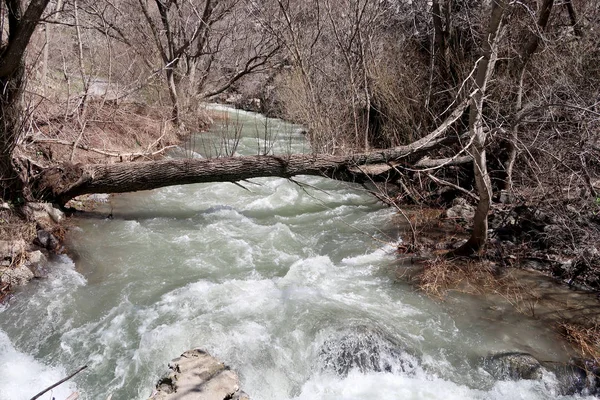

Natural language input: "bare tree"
[132,0,279,129]
[0,0,51,201]
[452,0,508,255]
[503,0,554,192]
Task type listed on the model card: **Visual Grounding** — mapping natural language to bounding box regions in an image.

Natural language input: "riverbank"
[394,204,600,365]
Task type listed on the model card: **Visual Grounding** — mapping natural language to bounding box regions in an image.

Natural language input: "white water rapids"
[0,107,596,400]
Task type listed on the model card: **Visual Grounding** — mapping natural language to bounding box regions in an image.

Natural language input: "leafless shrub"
[561,323,600,363]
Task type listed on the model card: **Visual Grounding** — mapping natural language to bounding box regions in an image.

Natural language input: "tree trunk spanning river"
[0,106,594,400]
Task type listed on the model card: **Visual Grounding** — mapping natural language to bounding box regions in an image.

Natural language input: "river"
[0,106,594,399]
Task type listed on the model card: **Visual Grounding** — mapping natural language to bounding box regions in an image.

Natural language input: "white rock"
[150,349,249,400]
[0,265,34,286]
[26,250,49,278]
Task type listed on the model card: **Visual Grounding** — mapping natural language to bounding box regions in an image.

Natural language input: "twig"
[33,138,176,159]
[30,365,88,400]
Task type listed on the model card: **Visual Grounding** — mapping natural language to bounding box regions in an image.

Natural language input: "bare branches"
[0,0,52,77]
[29,365,87,400]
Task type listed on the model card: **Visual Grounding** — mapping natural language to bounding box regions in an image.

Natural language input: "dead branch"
[32,138,177,160]
[30,365,87,400]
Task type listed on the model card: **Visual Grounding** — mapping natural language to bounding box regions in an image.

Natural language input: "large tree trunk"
[453,0,507,256]
[0,0,52,201]
[0,65,25,200]
[33,100,471,206]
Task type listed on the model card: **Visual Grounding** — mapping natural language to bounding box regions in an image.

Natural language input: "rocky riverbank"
[0,202,66,301]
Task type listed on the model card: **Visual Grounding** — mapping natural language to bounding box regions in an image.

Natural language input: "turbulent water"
[0,106,595,400]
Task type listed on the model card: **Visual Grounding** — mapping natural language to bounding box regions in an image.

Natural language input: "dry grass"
[0,210,36,243]
[561,323,600,364]
[416,257,500,298]
[415,256,541,318]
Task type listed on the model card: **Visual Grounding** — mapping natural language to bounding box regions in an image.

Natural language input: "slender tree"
[453,0,508,255]
[0,0,51,201]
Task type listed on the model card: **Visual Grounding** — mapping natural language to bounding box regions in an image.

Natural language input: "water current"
[0,106,596,400]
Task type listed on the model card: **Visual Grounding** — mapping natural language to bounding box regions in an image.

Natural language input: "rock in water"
[317,325,417,376]
[545,362,588,395]
[545,359,600,396]
[483,352,542,380]
[149,349,249,400]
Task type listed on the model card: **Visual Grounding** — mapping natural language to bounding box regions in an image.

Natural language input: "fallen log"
[33,134,460,206]
[32,99,472,206]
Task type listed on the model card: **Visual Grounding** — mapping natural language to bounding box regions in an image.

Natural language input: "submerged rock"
[483,352,542,380]
[545,359,600,396]
[149,349,249,400]
[317,325,417,376]
[545,362,588,395]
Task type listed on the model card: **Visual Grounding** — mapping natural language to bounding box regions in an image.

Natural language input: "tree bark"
[453,0,507,256]
[33,103,471,206]
[0,0,51,201]
[565,0,583,37]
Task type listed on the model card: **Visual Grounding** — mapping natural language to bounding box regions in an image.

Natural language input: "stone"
[149,349,249,400]
[445,198,475,221]
[35,230,60,252]
[483,352,542,380]
[26,250,49,278]
[0,240,26,258]
[23,202,65,228]
[0,265,34,286]
[545,363,588,395]
[317,325,417,377]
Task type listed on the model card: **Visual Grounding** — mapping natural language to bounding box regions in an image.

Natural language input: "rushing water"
[0,106,595,400]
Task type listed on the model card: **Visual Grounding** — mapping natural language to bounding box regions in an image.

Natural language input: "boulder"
[0,264,34,286]
[545,359,600,396]
[317,325,417,377]
[26,250,49,278]
[23,202,65,229]
[545,362,588,395]
[446,198,475,221]
[483,352,542,380]
[34,229,60,252]
[149,349,249,400]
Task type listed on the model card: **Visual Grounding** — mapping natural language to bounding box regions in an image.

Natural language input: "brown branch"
[33,138,176,159]
[30,365,87,400]
[414,155,472,168]
[426,173,479,201]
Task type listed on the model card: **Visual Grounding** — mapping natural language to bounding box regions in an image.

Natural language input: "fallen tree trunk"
[32,98,472,206]
[33,135,464,206]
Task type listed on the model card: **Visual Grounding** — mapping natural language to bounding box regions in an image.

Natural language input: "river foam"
[0,330,77,400]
